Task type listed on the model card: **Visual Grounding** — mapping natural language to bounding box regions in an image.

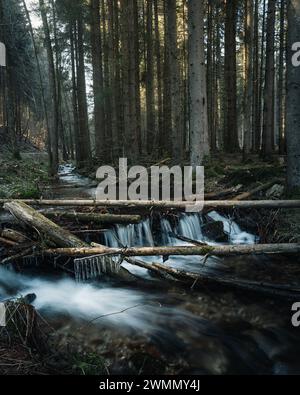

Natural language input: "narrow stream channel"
[1,164,299,374]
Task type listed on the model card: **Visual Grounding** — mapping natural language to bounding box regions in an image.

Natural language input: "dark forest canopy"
[0,0,299,190]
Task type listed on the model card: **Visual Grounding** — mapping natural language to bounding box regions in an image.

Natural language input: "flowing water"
[0,164,299,374]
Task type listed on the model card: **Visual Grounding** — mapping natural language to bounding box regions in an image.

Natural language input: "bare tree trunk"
[224,0,239,152]
[22,0,52,171]
[108,0,118,152]
[286,0,300,189]
[70,22,80,163]
[278,0,287,155]
[90,0,105,159]
[154,0,163,153]
[262,0,276,159]
[252,0,259,152]
[167,0,184,163]
[188,0,209,166]
[77,14,92,167]
[39,0,59,175]
[243,0,254,157]
[146,0,155,154]
[161,0,172,156]
[120,0,139,162]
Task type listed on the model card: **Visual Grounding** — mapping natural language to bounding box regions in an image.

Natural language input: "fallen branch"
[43,211,142,224]
[0,236,17,247]
[233,179,283,201]
[4,202,136,282]
[1,199,300,210]
[125,258,300,300]
[4,201,88,248]
[35,243,300,258]
[1,229,30,244]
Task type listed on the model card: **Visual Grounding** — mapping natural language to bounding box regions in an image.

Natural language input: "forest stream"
[1,164,300,375]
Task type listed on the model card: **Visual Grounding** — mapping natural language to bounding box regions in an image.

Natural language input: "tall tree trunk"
[207,1,216,152]
[154,0,163,153]
[133,0,142,155]
[252,0,259,152]
[243,0,254,157]
[278,0,286,155]
[262,0,276,159]
[167,0,184,163]
[120,0,139,162]
[224,0,239,152]
[188,0,209,166]
[76,14,92,167]
[146,0,155,154]
[90,0,105,159]
[286,0,300,189]
[161,0,172,156]
[108,0,118,153]
[70,22,80,163]
[39,0,59,175]
[22,0,52,171]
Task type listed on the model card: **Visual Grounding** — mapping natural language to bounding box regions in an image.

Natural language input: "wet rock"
[266,184,284,199]
[23,293,37,304]
[201,221,229,242]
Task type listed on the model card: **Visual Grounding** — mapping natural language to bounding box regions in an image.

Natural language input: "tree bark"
[39,0,59,175]
[4,201,88,248]
[224,0,239,152]
[167,0,184,163]
[41,243,300,258]
[243,0,254,156]
[188,0,209,166]
[262,0,276,158]
[76,13,92,167]
[286,0,300,189]
[43,212,142,224]
[90,0,105,159]
[2,199,300,210]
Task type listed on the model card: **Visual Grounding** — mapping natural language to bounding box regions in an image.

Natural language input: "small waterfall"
[102,211,256,270]
[207,211,257,244]
[104,219,154,248]
[177,214,204,242]
[160,218,178,245]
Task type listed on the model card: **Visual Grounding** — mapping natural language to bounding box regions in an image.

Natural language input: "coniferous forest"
[0,0,300,378]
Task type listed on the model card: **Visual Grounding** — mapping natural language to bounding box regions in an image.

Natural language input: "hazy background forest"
[0,0,299,188]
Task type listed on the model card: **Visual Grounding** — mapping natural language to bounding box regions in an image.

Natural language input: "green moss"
[71,352,107,375]
[0,156,50,199]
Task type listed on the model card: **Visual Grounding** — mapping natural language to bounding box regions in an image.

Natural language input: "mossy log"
[4,201,88,248]
[125,258,300,299]
[1,199,300,210]
[38,243,300,258]
[43,211,142,224]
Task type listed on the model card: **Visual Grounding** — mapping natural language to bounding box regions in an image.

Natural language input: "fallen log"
[1,199,300,210]
[1,229,29,244]
[4,202,136,281]
[4,201,88,248]
[0,236,17,247]
[43,211,142,224]
[233,179,283,201]
[125,258,300,300]
[37,243,300,258]
[170,232,207,246]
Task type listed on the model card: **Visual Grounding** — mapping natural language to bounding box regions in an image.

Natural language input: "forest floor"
[0,152,50,199]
